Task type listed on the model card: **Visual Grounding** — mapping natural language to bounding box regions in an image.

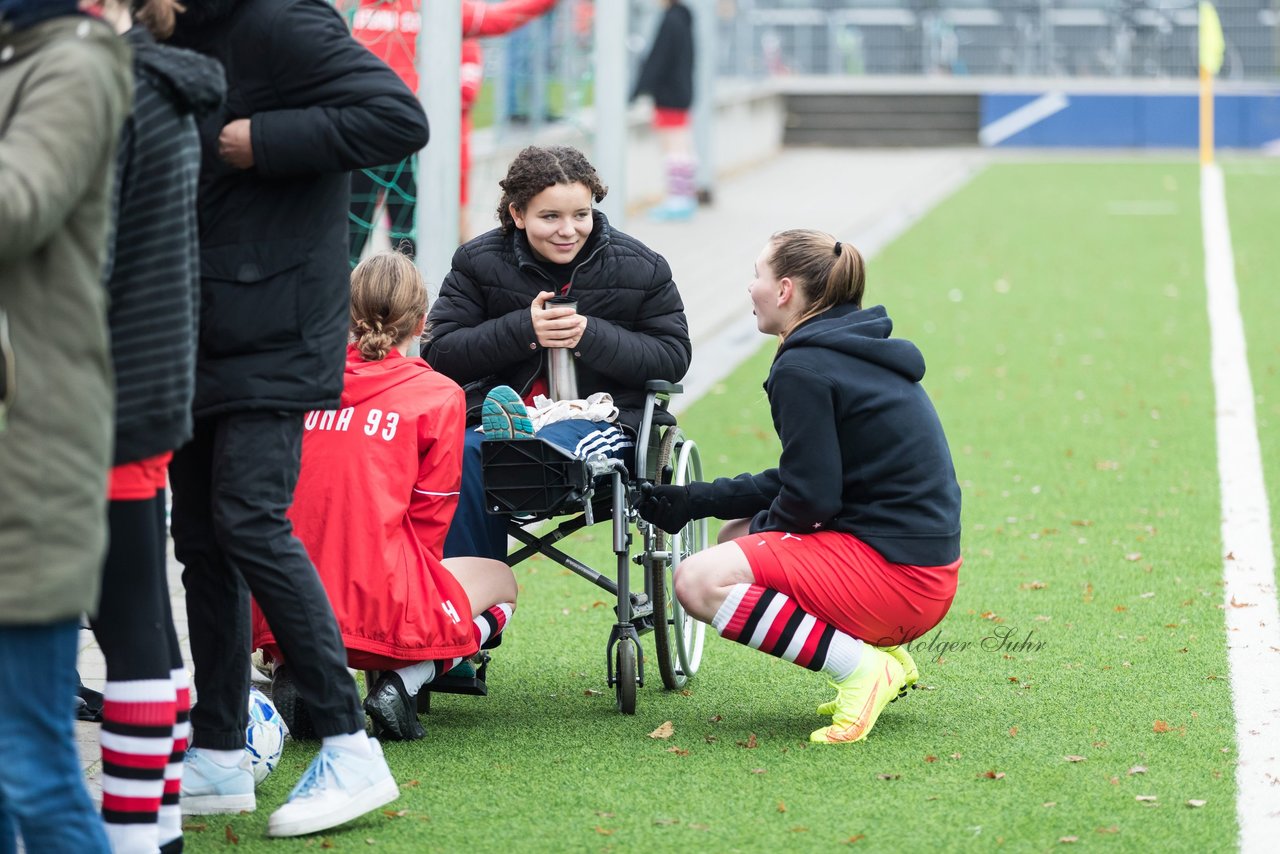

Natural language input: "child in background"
[253,252,518,742]
[426,144,691,562]
[638,229,962,744]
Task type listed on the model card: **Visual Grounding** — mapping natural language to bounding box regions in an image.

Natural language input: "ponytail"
[767,229,865,340]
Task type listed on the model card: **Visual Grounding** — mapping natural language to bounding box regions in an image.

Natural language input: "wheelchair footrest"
[482,438,590,516]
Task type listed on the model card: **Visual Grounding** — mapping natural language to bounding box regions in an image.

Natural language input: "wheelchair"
[477,380,709,714]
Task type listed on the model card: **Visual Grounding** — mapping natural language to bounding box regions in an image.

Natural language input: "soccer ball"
[245,686,285,786]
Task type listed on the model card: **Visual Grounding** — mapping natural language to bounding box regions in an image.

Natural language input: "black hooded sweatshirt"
[687,304,962,567]
[105,27,225,464]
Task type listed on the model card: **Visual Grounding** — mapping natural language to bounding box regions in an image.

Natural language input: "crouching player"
[637,229,961,743]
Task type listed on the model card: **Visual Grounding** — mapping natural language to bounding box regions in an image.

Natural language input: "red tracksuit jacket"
[252,345,474,662]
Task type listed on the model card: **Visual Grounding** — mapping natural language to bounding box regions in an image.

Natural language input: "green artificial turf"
[1222,157,1280,588]
[186,160,1248,852]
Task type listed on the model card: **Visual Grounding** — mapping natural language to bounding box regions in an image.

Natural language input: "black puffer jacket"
[106,27,224,464]
[426,211,691,433]
[168,0,429,417]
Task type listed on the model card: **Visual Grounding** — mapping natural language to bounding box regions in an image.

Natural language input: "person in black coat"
[632,0,697,220]
[638,229,962,747]
[426,144,691,561]
[89,2,224,851]
[164,0,428,838]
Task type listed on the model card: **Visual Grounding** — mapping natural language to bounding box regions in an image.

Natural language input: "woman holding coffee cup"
[426,144,692,561]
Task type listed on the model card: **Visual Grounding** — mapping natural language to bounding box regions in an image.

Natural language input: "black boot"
[363,671,425,741]
[270,664,316,740]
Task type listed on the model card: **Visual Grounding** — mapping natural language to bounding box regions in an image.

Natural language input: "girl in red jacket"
[253,252,517,741]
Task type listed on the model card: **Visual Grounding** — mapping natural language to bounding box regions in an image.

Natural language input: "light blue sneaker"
[266,739,399,837]
[180,747,256,814]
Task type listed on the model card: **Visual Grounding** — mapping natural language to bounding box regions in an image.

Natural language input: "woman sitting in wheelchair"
[252,252,517,741]
[637,230,962,744]
[426,144,692,561]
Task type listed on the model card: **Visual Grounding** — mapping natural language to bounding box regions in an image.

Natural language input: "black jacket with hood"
[425,211,691,433]
[687,304,961,567]
[167,0,429,417]
[105,27,225,464]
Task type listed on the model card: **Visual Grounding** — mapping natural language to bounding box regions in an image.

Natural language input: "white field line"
[1201,162,1280,851]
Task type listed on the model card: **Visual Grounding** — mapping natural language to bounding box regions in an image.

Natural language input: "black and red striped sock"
[474,602,514,649]
[157,668,188,850]
[712,584,862,680]
[100,678,177,854]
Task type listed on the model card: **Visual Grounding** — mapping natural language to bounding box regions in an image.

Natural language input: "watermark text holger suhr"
[879,626,1048,661]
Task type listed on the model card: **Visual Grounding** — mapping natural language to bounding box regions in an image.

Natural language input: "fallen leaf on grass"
[704,734,718,743]
[383,810,410,819]
[845,834,866,844]
[1128,765,1147,775]
[225,825,239,845]
[653,818,680,827]
[950,752,963,760]
[924,755,938,763]
[777,801,787,813]
[708,714,723,723]
[738,733,759,749]
[584,689,602,696]
[649,721,675,739]
[366,839,377,846]
[405,779,420,788]
[181,823,207,832]
[1059,836,1079,844]
[1095,826,1119,834]
[1124,553,1142,562]
[1187,799,1207,808]
[1153,720,1171,733]
[595,827,616,836]
[790,826,810,833]
[980,770,1006,780]
[1064,755,1087,763]
[1043,802,1057,808]
[1020,581,1047,590]
[750,768,767,774]
[321,839,335,850]
[666,746,689,756]
[595,811,615,818]
[1136,795,1158,803]
[876,773,901,781]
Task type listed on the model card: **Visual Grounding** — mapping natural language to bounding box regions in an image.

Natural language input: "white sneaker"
[180,748,256,815]
[266,739,399,837]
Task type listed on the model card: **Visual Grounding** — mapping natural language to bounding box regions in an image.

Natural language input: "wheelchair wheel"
[615,637,638,714]
[650,429,708,689]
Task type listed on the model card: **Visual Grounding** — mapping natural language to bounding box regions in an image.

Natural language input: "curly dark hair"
[496,146,608,234]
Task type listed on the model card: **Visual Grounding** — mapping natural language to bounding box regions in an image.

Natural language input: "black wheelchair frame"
[478,381,709,714]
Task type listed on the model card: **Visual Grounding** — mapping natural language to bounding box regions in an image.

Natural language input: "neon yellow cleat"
[880,644,919,695]
[816,643,918,715]
[809,647,905,744]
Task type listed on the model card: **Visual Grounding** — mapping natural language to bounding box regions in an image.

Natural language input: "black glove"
[637,482,695,533]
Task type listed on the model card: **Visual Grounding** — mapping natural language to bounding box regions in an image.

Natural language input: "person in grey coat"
[0,2,131,851]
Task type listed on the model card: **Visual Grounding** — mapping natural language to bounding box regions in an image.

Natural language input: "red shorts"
[736,530,960,645]
[652,107,690,129]
[261,643,425,672]
[108,452,172,501]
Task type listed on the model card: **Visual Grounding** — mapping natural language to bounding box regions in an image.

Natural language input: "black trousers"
[169,411,362,750]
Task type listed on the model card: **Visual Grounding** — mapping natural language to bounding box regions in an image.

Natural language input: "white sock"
[393,661,437,697]
[323,730,373,757]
